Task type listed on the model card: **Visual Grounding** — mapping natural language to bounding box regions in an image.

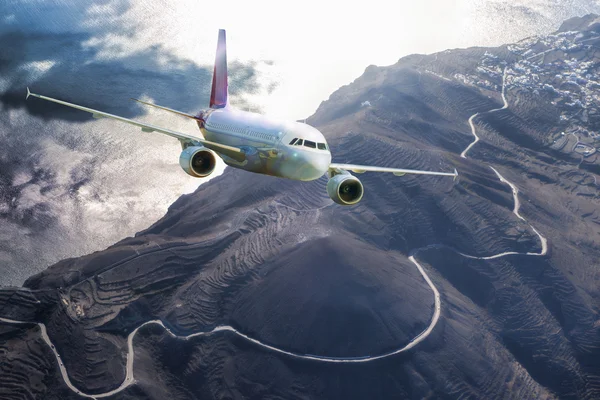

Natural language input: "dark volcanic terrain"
[2,14,600,400]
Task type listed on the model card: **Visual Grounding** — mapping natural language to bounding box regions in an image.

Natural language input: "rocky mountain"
[1,14,600,400]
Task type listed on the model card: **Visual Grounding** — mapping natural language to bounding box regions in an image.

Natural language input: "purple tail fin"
[210,29,228,109]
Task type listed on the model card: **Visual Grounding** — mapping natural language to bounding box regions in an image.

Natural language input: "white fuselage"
[199,108,332,181]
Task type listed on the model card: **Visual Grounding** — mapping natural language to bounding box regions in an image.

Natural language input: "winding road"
[0,66,549,398]
[460,68,509,158]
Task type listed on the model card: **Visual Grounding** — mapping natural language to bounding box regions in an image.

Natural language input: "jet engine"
[179,146,217,177]
[327,172,364,205]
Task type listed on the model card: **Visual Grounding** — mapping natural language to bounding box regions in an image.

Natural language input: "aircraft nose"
[305,152,331,180]
[313,153,331,175]
[282,149,331,181]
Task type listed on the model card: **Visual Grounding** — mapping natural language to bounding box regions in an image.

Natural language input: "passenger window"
[304,140,316,148]
[317,143,326,150]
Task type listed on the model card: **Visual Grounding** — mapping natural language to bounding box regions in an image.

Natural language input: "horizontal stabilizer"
[131,98,201,120]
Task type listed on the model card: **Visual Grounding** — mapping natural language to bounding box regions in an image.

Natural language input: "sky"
[1,0,600,286]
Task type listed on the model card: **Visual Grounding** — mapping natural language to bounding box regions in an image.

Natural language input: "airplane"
[26,29,457,205]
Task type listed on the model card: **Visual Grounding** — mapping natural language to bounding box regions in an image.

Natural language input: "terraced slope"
[1,14,600,400]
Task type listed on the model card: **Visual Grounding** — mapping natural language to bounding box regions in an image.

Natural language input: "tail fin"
[210,29,228,109]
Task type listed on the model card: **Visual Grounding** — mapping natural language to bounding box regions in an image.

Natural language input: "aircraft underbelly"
[202,127,284,177]
[227,148,283,176]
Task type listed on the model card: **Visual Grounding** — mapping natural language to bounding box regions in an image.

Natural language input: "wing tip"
[26,87,31,100]
[454,168,459,181]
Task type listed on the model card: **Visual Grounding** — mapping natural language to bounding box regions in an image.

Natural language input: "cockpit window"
[290,138,328,150]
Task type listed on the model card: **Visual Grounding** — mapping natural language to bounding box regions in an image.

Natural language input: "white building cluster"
[490,29,600,159]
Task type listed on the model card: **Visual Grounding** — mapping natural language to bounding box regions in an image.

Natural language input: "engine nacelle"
[179,146,217,178]
[327,173,364,205]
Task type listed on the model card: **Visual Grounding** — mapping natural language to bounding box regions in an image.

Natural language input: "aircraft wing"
[329,163,458,180]
[26,88,246,162]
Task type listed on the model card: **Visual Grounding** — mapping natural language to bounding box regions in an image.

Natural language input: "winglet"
[453,168,459,181]
[26,87,31,100]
